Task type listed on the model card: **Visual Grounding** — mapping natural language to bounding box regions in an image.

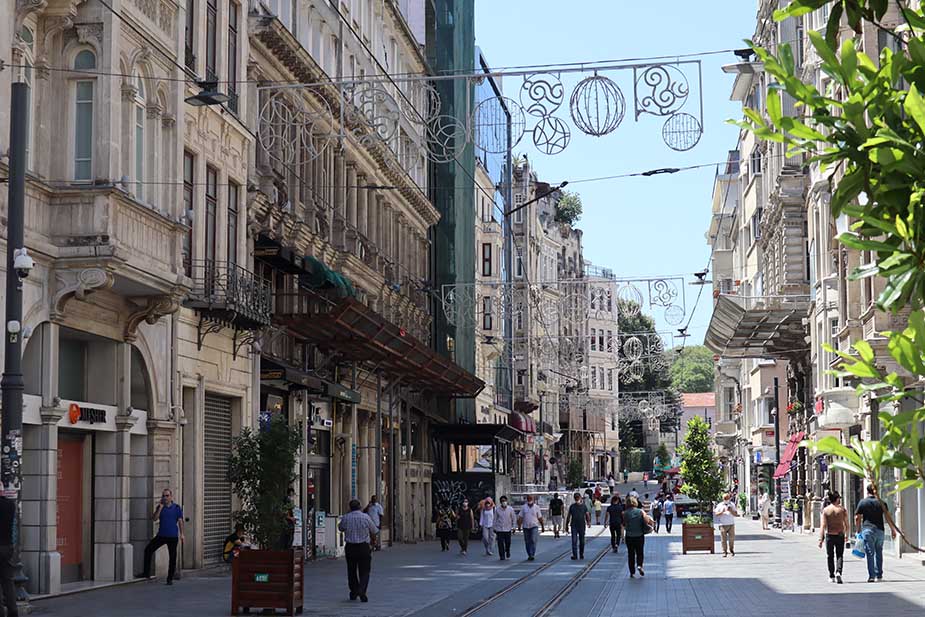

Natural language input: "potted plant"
[678,416,723,554]
[228,413,304,615]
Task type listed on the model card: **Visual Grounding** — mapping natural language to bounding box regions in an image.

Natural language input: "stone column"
[357,174,368,238]
[120,83,138,194]
[367,417,377,501]
[357,416,369,503]
[369,193,381,266]
[345,164,358,253]
[332,154,347,248]
[93,414,138,582]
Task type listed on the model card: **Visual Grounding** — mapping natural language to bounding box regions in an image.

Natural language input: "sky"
[475,1,759,345]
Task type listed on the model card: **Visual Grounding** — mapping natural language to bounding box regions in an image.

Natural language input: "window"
[185,0,196,69]
[599,367,605,390]
[59,337,87,401]
[516,371,525,386]
[606,292,612,312]
[599,331,604,351]
[206,0,218,80]
[591,367,597,389]
[134,74,145,200]
[590,328,597,351]
[515,247,523,278]
[227,2,239,112]
[514,193,524,223]
[482,243,492,277]
[183,151,195,274]
[73,50,96,181]
[750,146,763,175]
[751,206,763,242]
[720,278,734,294]
[607,369,613,391]
[228,181,239,266]
[861,251,874,308]
[516,305,523,331]
[724,386,736,419]
[795,17,805,67]
[205,166,218,263]
[606,330,613,352]
[482,296,492,330]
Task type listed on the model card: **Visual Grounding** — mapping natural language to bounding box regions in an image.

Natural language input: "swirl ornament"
[403,80,442,125]
[648,279,678,307]
[664,304,685,326]
[532,116,571,155]
[635,64,689,118]
[426,115,469,163]
[520,72,565,118]
[258,90,332,166]
[474,95,526,154]
[569,74,626,137]
[349,85,401,145]
[662,112,703,151]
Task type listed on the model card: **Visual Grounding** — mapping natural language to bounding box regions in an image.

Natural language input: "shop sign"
[254,573,269,583]
[324,383,362,404]
[68,403,106,425]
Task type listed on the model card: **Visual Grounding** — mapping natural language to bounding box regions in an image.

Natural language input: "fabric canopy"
[773,431,806,479]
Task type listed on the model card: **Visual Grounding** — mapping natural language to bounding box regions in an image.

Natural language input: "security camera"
[12,248,34,279]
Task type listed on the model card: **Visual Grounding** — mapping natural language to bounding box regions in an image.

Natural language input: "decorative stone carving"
[75,22,104,47]
[124,295,180,342]
[14,0,48,33]
[52,268,114,319]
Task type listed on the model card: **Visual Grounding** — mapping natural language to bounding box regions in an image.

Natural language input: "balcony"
[815,388,859,430]
[184,260,272,349]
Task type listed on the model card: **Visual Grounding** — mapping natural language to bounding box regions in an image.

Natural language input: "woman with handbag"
[623,496,655,578]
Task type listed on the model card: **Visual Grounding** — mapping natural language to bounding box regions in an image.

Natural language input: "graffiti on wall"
[432,473,495,510]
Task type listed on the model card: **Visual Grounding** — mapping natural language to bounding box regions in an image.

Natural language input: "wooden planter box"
[231,548,303,615]
[681,523,715,554]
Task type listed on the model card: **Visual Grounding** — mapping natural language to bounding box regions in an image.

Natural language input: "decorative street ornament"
[648,278,679,308]
[623,336,643,361]
[520,72,565,118]
[348,84,401,145]
[426,114,469,163]
[569,73,626,136]
[474,95,526,153]
[403,80,442,125]
[532,116,571,155]
[664,304,685,326]
[617,284,643,314]
[634,64,689,119]
[662,112,703,151]
[258,90,332,166]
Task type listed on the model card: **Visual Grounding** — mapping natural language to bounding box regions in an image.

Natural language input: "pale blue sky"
[475,1,758,344]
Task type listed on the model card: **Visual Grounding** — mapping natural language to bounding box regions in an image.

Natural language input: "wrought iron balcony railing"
[184,260,272,330]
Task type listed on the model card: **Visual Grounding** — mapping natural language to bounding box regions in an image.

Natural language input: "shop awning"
[431,423,522,444]
[508,412,535,434]
[705,295,809,359]
[260,359,323,391]
[773,431,805,479]
[254,236,305,274]
[278,296,484,398]
[301,255,356,299]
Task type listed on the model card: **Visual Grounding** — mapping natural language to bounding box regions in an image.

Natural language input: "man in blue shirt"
[141,488,185,584]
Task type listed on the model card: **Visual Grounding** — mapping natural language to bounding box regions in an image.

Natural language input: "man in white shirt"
[713,493,739,557]
[517,495,545,561]
[493,496,517,560]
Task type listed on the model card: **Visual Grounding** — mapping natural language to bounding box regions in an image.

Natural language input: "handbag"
[643,522,653,535]
[851,532,866,558]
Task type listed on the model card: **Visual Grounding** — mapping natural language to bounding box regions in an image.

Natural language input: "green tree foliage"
[227,413,303,549]
[554,190,582,225]
[738,0,925,550]
[678,416,724,515]
[567,457,585,488]
[655,442,671,468]
[669,345,716,393]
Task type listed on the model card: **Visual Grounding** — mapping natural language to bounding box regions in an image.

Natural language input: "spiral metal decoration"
[258,90,332,166]
[532,116,571,155]
[426,114,469,163]
[520,72,565,118]
[403,80,442,125]
[634,64,689,118]
[474,95,526,154]
[348,84,401,144]
[569,74,626,137]
[662,112,703,152]
[664,304,685,326]
[648,279,678,307]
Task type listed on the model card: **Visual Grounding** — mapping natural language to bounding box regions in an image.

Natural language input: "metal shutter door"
[203,394,232,565]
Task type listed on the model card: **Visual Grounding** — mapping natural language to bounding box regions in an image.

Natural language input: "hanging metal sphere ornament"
[569,73,626,136]
[635,64,690,118]
[258,90,332,166]
[426,115,469,163]
[623,336,643,361]
[664,304,685,326]
[403,80,441,125]
[662,112,703,152]
[532,116,571,155]
[474,95,526,154]
[520,72,565,118]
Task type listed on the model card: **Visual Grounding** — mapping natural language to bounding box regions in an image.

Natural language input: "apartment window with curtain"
[73,49,97,181]
[185,0,196,69]
[206,0,218,81]
[227,2,239,112]
[134,74,146,200]
[482,243,492,276]
[227,181,239,266]
[205,166,218,264]
[183,152,195,274]
[606,330,613,352]
[482,296,492,330]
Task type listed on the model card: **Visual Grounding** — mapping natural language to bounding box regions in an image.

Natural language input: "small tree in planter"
[678,416,724,554]
[227,413,304,615]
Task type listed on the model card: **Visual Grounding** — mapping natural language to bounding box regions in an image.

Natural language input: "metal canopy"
[431,423,523,445]
[705,295,809,359]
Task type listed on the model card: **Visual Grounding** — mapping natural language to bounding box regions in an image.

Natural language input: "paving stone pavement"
[30,520,925,617]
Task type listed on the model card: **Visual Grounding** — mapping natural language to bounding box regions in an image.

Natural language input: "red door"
[57,437,84,581]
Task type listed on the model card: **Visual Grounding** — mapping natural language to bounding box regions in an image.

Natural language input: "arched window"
[134,74,146,200]
[73,49,96,181]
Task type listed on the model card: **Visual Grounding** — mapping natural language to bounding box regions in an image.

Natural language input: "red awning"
[508,412,535,434]
[773,431,805,479]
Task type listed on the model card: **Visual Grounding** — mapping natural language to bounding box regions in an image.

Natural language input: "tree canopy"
[669,345,715,393]
[554,190,582,225]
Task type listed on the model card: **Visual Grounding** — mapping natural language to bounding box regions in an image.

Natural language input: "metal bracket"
[196,316,225,351]
[232,328,262,360]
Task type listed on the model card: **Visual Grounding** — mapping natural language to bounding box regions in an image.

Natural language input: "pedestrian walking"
[819,491,848,584]
[593,496,603,525]
[855,484,896,582]
[623,469,629,484]
[493,496,516,560]
[651,495,663,533]
[433,501,454,552]
[623,496,654,578]
[338,499,378,602]
[629,487,639,499]
[643,473,649,488]
[549,492,565,538]
[565,492,591,560]
[758,491,771,530]
[140,488,185,585]
[479,498,496,556]
[608,474,616,492]
[662,494,675,533]
[364,496,384,551]
[0,496,19,617]
[604,494,625,553]
[713,493,739,557]
[518,494,545,561]
[456,499,474,555]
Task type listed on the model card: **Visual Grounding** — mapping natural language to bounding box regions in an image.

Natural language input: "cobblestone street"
[31,520,925,617]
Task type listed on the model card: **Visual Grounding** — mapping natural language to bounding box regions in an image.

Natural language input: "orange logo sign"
[68,403,80,424]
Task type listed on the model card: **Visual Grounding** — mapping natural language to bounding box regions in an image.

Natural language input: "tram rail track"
[458,527,610,617]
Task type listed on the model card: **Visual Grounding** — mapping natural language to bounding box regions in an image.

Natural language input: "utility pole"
[1,82,30,605]
[772,377,782,527]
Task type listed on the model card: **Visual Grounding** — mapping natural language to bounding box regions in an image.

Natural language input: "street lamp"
[184,80,231,106]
